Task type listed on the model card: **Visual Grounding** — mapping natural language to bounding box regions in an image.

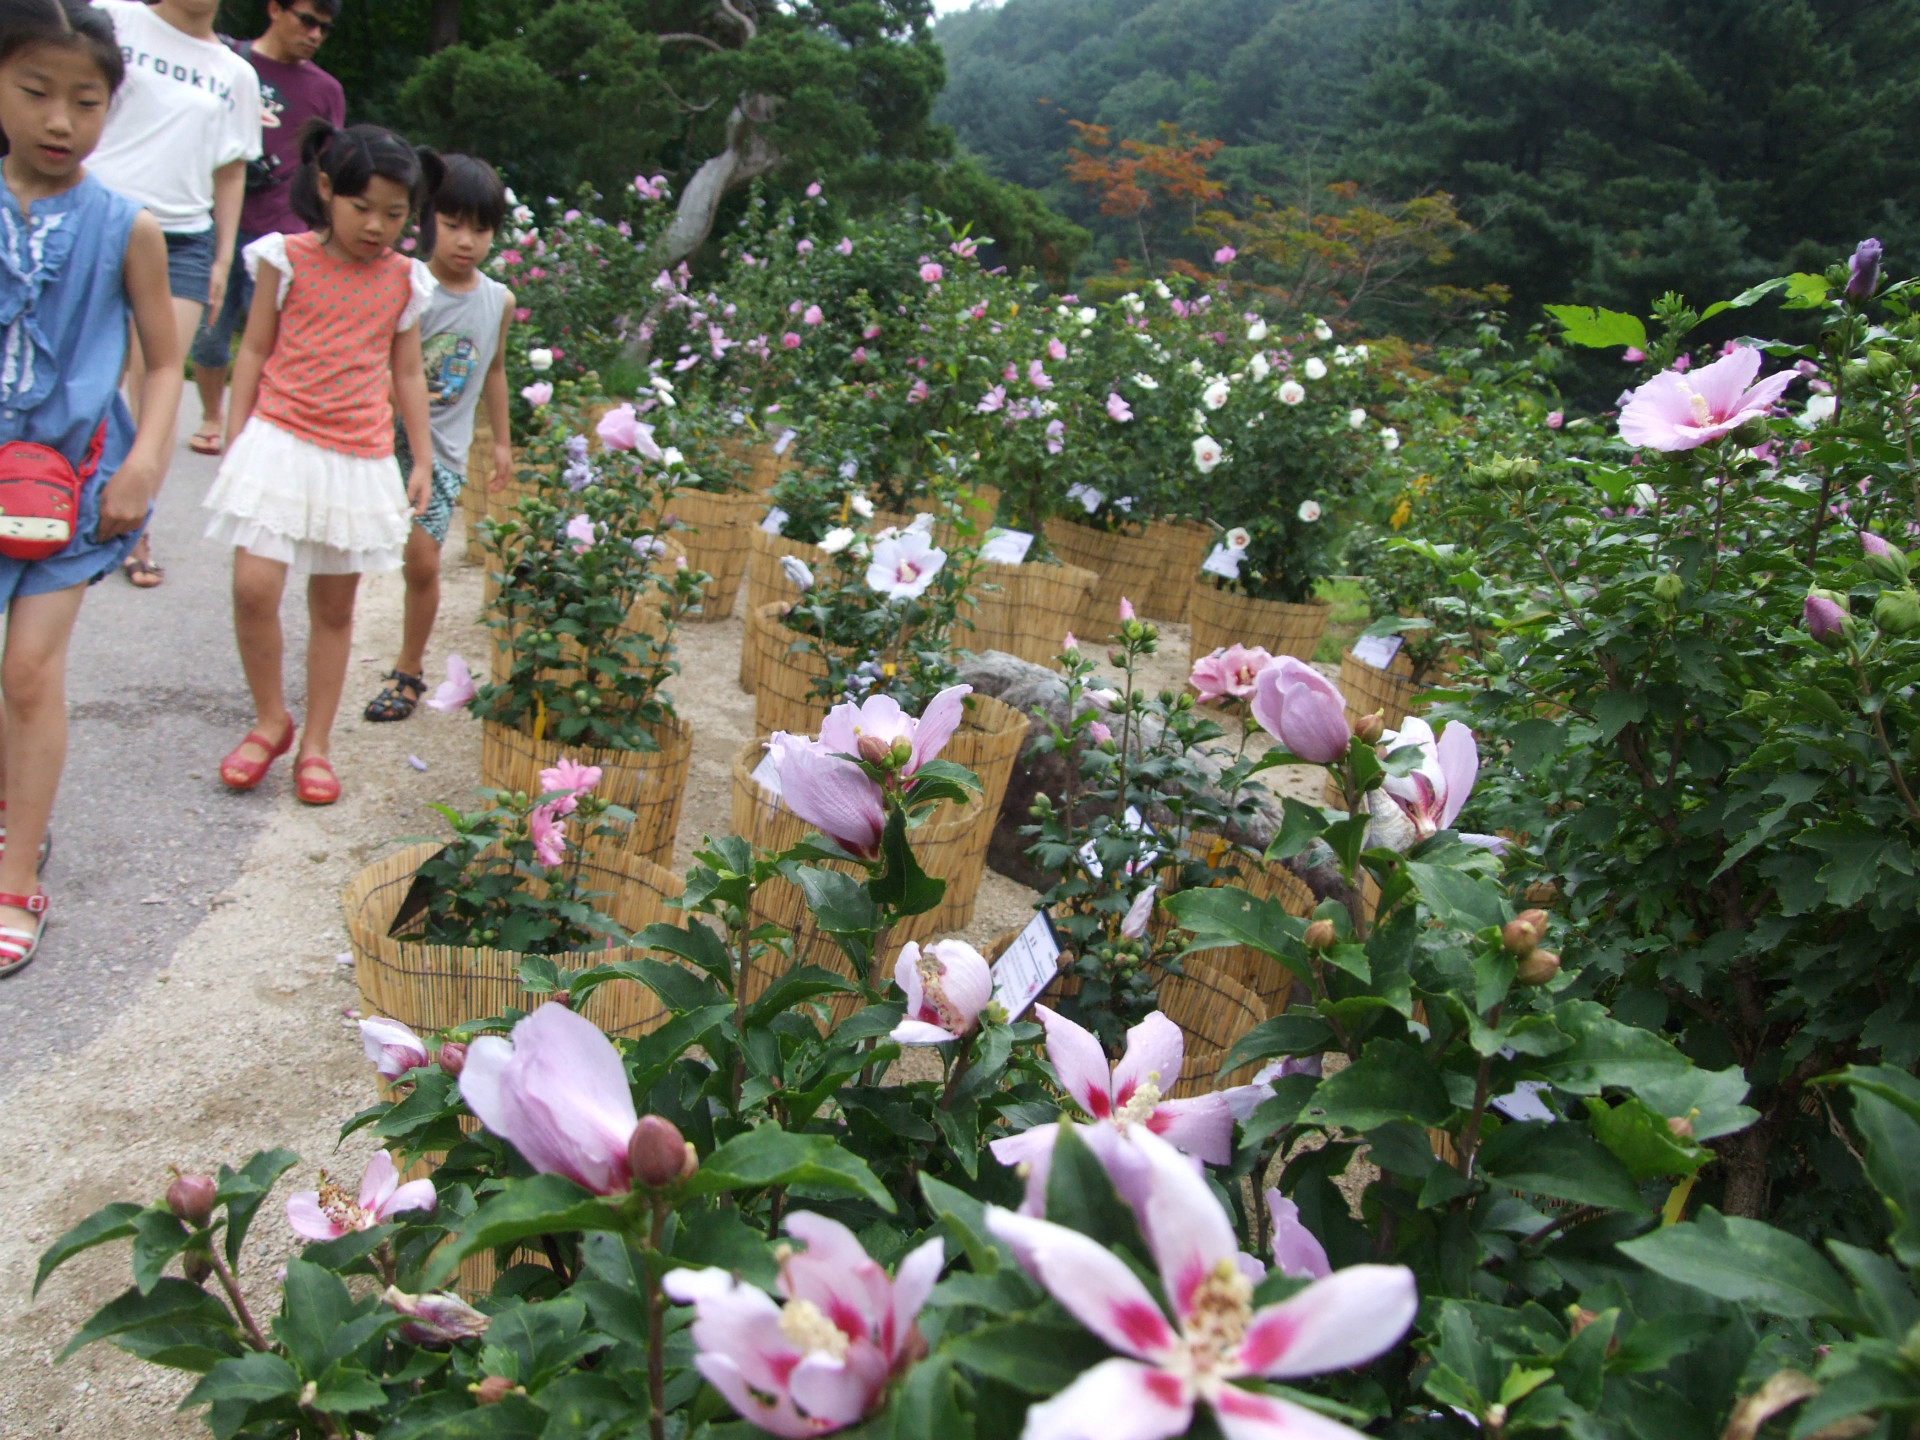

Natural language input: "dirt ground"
[0,519,1324,1438]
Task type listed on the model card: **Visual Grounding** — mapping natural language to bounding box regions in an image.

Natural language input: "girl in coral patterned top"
[205,121,443,806]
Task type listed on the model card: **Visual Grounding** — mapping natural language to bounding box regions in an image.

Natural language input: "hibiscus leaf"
[1475,1121,1648,1212]
[1163,885,1303,960]
[34,1201,145,1296]
[1544,305,1648,351]
[215,1148,300,1270]
[745,965,860,1026]
[1263,797,1331,862]
[182,1351,303,1408]
[423,1176,628,1289]
[943,1319,1112,1394]
[1307,1040,1451,1130]
[1619,1208,1860,1321]
[60,1278,239,1362]
[1699,277,1789,320]
[130,1209,191,1296]
[1219,1014,1336,1076]
[633,918,733,983]
[686,1125,895,1212]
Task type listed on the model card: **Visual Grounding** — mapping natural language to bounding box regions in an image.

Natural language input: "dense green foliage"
[937,0,1920,321]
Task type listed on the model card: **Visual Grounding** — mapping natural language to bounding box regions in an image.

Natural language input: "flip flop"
[188,426,224,456]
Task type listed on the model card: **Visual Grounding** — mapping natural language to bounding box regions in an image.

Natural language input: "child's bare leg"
[395,524,441,679]
[121,298,203,581]
[0,584,87,923]
[301,572,360,760]
[231,549,295,761]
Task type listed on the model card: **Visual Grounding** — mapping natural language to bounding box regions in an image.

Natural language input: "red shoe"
[221,719,296,790]
[0,889,48,977]
[295,755,340,806]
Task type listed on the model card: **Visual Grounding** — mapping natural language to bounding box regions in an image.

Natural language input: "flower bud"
[1861,531,1911,584]
[856,734,892,767]
[1352,712,1386,745]
[1846,238,1883,304]
[1515,908,1549,937]
[437,1042,467,1077]
[682,1141,700,1178]
[1652,572,1685,603]
[888,737,913,769]
[1303,919,1338,951]
[1501,918,1540,957]
[471,1377,518,1406]
[1728,415,1771,448]
[1667,1115,1695,1140]
[1876,587,1920,636]
[182,1250,213,1286]
[1870,349,1897,382]
[1804,589,1852,647]
[167,1173,217,1228]
[1845,359,1874,390]
[1515,949,1561,986]
[627,1115,690,1189]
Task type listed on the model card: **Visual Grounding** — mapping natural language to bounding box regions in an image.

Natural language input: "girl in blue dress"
[0,0,182,976]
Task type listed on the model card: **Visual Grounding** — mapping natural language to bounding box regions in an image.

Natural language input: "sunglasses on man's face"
[288,9,333,34]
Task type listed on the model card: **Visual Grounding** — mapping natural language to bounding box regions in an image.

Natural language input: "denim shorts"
[188,230,259,369]
[0,465,148,607]
[163,227,217,305]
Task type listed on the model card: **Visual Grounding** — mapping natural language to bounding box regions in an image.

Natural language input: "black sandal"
[364,670,425,722]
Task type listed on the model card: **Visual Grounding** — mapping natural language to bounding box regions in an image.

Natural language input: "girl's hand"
[491,440,513,493]
[97,455,161,539]
[206,259,230,320]
[408,463,433,516]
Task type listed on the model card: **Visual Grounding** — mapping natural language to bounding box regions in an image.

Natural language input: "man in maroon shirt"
[185,0,345,459]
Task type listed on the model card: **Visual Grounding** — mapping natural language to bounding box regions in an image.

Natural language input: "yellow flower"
[881,662,898,678]
[1390,498,1413,531]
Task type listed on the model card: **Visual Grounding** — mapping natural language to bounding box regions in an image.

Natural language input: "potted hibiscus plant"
[473,387,707,866]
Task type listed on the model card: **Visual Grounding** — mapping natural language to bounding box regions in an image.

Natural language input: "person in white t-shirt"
[89,0,262,588]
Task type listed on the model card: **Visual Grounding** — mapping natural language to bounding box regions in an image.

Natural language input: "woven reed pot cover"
[745,603,840,736]
[1337,646,1424,731]
[661,487,759,621]
[1189,580,1330,662]
[743,527,828,625]
[346,841,689,1038]
[1161,831,1316,1019]
[967,559,1099,666]
[1143,518,1214,623]
[730,741,993,1021]
[1044,517,1178,636]
[480,715,693,867]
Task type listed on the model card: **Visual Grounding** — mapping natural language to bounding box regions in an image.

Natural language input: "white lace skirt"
[202,417,411,574]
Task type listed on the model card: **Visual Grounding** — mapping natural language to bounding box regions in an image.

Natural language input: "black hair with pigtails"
[287,120,448,255]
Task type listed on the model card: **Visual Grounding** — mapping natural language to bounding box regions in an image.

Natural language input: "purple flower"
[287,1151,435,1239]
[1213,245,1237,264]
[1045,418,1065,454]
[1107,392,1133,423]
[1805,590,1850,646]
[977,385,1006,414]
[1266,1189,1332,1280]
[358,1017,429,1079]
[1249,657,1350,764]
[766,733,886,858]
[1847,238,1883,304]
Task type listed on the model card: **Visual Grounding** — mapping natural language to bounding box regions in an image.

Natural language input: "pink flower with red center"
[664,1213,943,1439]
[985,1128,1416,1440]
[782,332,802,349]
[987,1008,1235,1214]
[907,378,929,404]
[426,654,476,713]
[919,261,944,283]
[836,237,854,255]
[865,531,948,601]
[1107,392,1133,423]
[804,304,824,326]
[527,804,568,867]
[287,1151,435,1240]
[766,732,887,859]
[536,757,602,816]
[1213,245,1237,263]
[1365,716,1482,852]
[890,939,993,1045]
[1618,347,1794,451]
[1028,359,1053,390]
[797,238,814,255]
[358,1017,428,1079]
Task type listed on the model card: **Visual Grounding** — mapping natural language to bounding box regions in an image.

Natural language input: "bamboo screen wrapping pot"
[484,537,687,685]
[346,841,688,1038]
[1144,519,1214,623]
[743,528,828,625]
[1166,832,1315,1019]
[479,716,693,868]
[661,487,760,622]
[459,413,497,563]
[730,742,992,1019]
[1337,647,1424,731]
[1043,517,1174,637]
[934,694,1029,852]
[966,560,1099,666]
[1189,582,1331,662]
[744,604,837,737]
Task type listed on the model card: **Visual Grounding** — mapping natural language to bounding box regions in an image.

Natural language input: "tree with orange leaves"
[1063,120,1223,275]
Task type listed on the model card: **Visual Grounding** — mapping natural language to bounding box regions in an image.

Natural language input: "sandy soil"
[0,532,1322,1437]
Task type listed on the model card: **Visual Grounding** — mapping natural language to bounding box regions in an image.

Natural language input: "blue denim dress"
[0,174,142,606]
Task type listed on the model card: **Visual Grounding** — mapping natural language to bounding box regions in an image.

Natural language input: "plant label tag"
[760,506,789,535]
[1201,544,1244,579]
[1350,634,1403,670]
[750,751,783,798]
[980,528,1034,565]
[1490,1081,1555,1124]
[773,428,798,456]
[991,910,1062,1020]
[1078,805,1156,880]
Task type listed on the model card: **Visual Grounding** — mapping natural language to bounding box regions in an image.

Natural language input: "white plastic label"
[980,528,1035,565]
[1079,806,1157,880]
[760,506,789,536]
[773,428,798,456]
[1349,634,1403,670]
[990,911,1062,1020]
[1200,544,1243,579]
[750,751,783,798]
[1065,483,1103,513]
[1490,1081,1555,1124]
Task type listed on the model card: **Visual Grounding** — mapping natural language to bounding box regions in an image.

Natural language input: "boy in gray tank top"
[366,155,515,722]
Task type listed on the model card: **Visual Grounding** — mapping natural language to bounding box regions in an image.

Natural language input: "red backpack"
[0,421,104,561]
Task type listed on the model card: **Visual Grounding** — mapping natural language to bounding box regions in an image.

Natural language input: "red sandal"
[295,755,340,806]
[0,889,48,977]
[221,719,296,790]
